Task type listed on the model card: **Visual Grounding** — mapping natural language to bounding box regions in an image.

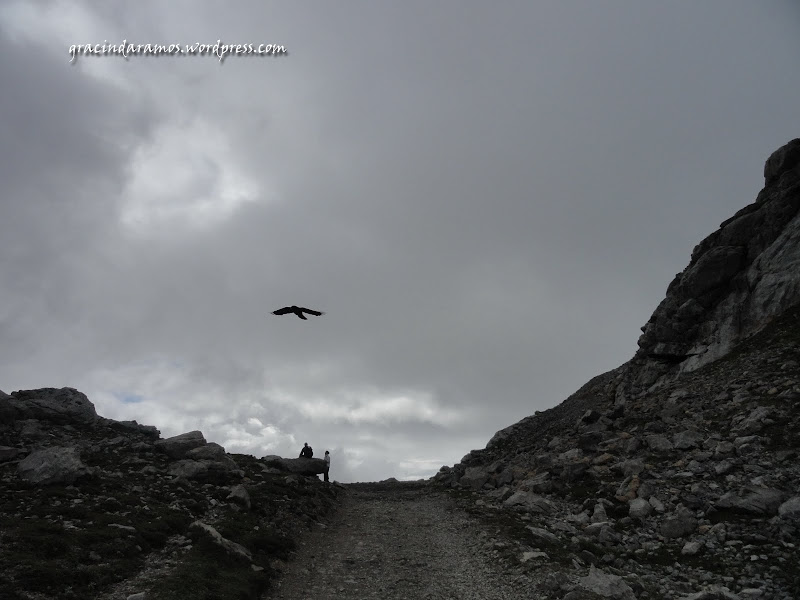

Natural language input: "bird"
[271,305,325,320]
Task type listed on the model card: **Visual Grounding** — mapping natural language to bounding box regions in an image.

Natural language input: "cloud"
[2,1,800,481]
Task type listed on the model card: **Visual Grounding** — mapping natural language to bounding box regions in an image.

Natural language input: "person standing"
[323,450,330,482]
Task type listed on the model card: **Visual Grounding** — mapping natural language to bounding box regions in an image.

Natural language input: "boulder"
[715,487,786,515]
[503,491,553,514]
[17,446,93,485]
[459,466,490,490]
[645,434,674,452]
[190,522,252,563]
[629,497,652,520]
[227,484,251,510]
[661,505,698,539]
[778,496,800,521]
[4,388,98,424]
[186,442,227,460]
[262,456,327,476]
[575,565,637,600]
[673,430,705,450]
[155,431,207,459]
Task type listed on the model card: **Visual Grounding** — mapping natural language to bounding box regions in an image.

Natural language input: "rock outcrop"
[0,388,342,599]
[629,138,800,394]
[435,140,800,600]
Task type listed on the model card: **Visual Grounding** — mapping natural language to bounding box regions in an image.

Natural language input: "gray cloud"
[2,1,799,481]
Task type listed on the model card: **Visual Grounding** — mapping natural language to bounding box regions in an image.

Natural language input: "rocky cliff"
[435,139,800,599]
[628,138,800,397]
[0,388,342,600]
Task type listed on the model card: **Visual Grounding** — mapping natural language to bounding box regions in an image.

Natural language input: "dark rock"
[4,388,98,424]
[17,446,94,485]
[155,431,207,459]
[262,455,328,476]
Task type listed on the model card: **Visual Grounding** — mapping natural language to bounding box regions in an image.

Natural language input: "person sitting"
[299,442,313,458]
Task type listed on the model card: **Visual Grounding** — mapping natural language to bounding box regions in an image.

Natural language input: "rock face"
[435,140,800,600]
[629,138,800,394]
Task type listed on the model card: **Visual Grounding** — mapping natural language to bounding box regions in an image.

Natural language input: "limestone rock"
[189,521,252,563]
[4,388,98,424]
[673,429,705,450]
[459,465,490,490]
[17,446,93,485]
[186,442,226,460]
[629,497,652,520]
[155,431,207,459]
[630,138,800,392]
[227,484,251,510]
[575,565,637,600]
[503,490,553,513]
[715,487,786,515]
[661,505,698,538]
[778,496,800,520]
[262,455,327,476]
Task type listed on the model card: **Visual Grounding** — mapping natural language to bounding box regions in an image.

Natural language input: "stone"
[616,458,645,476]
[525,526,560,546]
[17,446,93,485]
[189,521,252,563]
[227,484,251,510]
[715,487,785,515]
[575,565,637,600]
[186,442,227,460]
[4,388,98,424]
[155,431,207,459]
[262,455,328,476]
[645,435,674,452]
[169,460,209,480]
[521,472,553,493]
[460,465,490,490]
[629,498,652,520]
[778,496,800,520]
[734,407,772,434]
[681,540,704,555]
[673,430,705,450]
[661,505,698,539]
[503,491,553,513]
[679,587,741,600]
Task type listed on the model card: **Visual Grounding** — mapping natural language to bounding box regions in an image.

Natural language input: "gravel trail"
[266,482,535,600]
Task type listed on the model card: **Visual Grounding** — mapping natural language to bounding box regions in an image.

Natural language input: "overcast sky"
[1,1,798,482]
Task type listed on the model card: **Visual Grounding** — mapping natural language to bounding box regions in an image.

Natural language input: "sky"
[1,1,799,483]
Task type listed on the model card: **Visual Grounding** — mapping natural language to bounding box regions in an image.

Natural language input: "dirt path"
[265,482,536,600]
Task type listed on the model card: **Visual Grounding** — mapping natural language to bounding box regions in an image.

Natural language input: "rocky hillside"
[0,388,343,600]
[434,139,800,599]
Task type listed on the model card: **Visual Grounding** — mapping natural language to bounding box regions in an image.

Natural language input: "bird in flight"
[271,305,325,320]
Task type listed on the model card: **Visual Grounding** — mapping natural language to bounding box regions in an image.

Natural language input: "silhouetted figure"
[324,450,330,483]
[272,306,325,320]
[299,442,313,458]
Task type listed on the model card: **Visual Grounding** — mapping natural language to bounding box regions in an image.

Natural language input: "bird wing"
[272,307,294,315]
[298,307,324,316]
